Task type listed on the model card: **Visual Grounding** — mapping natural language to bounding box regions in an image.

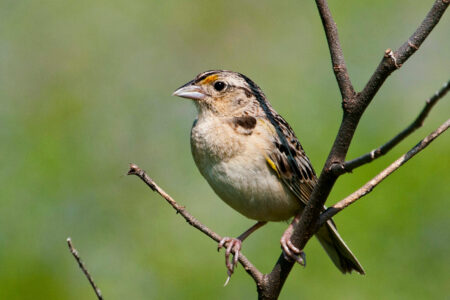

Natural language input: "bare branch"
[297,0,449,240]
[320,119,450,225]
[315,0,355,100]
[67,238,103,300]
[127,164,264,284]
[261,2,449,298]
[128,2,448,299]
[334,80,450,174]
[357,0,449,113]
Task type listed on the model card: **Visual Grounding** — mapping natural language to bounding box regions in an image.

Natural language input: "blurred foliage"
[0,0,449,299]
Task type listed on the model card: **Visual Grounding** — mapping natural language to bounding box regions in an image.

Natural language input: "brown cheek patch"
[231,115,257,135]
[233,116,257,130]
[200,74,219,84]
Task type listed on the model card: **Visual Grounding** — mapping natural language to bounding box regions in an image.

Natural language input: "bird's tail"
[315,220,365,274]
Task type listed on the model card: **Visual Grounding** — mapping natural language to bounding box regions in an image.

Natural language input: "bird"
[172,70,364,279]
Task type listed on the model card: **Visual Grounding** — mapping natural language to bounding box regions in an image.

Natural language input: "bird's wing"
[259,113,317,206]
[239,73,317,206]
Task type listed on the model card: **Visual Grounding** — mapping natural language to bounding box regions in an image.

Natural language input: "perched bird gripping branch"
[173,70,364,279]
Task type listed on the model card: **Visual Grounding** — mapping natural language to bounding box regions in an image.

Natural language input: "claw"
[217,237,242,281]
[218,239,227,251]
[299,252,306,267]
[224,275,231,287]
[280,228,306,267]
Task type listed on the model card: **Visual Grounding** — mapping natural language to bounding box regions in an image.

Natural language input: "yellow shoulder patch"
[265,156,280,178]
[201,74,219,84]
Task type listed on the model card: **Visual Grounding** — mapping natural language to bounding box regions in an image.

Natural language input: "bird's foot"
[218,237,242,284]
[280,227,306,266]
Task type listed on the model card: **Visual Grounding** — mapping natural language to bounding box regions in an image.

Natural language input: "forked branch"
[357,0,449,112]
[334,79,450,174]
[261,1,449,299]
[320,119,450,225]
[126,1,448,300]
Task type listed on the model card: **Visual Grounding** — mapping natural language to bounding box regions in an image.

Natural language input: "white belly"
[203,155,301,221]
[191,116,301,221]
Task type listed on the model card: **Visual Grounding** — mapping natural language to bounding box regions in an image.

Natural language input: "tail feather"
[315,220,365,275]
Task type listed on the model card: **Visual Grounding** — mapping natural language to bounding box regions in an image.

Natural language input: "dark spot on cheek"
[236,98,243,105]
[233,115,257,130]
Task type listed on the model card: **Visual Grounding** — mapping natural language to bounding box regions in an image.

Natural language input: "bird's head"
[173,70,262,117]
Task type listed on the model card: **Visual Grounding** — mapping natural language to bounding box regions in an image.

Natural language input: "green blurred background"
[1,0,449,299]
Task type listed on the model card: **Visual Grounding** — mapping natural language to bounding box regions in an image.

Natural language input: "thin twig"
[320,119,450,225]
[315,0,355,100]
[333,80,450,174]
[357,0,449,113]
[127,164,264,284]
[261,2,449,298]
[67,238,103,300]
[128,2,449,299]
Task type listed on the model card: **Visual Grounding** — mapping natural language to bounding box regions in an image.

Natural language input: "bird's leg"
[218,221,267,281]
[280,213,306,266]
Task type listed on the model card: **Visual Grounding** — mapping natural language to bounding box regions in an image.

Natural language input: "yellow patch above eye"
[201,74,219,84]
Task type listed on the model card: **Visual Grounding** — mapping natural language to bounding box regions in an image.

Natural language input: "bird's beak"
[172,83,206,101]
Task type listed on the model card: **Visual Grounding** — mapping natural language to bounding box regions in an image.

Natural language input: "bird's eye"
[213,81,225,91]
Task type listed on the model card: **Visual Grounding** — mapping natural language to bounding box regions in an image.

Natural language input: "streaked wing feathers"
[264,114,317,206]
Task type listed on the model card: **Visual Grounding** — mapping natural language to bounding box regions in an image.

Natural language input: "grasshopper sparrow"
[173,70,364,278]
